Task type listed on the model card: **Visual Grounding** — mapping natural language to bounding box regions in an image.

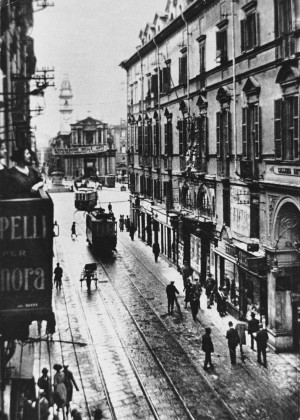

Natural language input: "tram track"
[117,235,298,419]
[64,238,195,420]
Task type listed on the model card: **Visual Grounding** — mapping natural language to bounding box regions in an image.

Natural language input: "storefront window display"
[224,259,239,311]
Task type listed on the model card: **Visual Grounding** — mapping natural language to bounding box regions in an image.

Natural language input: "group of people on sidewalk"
[168,260,270,371]
[119,214,136,240]
[37,363,80,419]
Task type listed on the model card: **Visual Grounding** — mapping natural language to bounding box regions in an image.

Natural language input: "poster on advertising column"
[190,234,201,274]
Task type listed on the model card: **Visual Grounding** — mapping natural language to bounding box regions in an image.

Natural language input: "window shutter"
[254,104,262,159]
[178,120,183,155]
[205,116,209,157]
[148,122,152,156]
[179,57,183,84]
[164,122,168,155]
[144,123,148,155]
[224,110,231,158]
[254,13,260,47]
[293,96,299,160]
[274,99,283,159]
[151,74,158,94]
[242,107,248,158]
[240,19,245,52]
[162,67,170,92]
[168,120,173,155]
[182,55,187,84]
[216,112,221,158]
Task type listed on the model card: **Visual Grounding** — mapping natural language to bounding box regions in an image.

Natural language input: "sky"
[31,0,165,145]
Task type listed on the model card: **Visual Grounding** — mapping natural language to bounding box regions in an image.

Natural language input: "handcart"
[80,263,98,291]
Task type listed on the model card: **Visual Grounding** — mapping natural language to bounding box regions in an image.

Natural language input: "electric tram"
[74,188,98,212]
[86,206,117,253]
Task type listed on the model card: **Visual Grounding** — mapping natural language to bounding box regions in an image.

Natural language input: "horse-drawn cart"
[80,263,98,291]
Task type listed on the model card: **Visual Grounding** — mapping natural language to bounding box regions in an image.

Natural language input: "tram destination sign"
[0,197,53,316]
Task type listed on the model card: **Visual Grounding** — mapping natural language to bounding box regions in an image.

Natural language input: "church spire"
[59,75,73,134]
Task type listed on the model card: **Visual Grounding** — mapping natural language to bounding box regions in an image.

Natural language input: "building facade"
[0,0,37,163]
[52,116,116,178]
[121,0,300,352]
[109,121,128,180]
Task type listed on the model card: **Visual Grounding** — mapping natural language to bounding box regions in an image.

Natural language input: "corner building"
[121,0,300,352]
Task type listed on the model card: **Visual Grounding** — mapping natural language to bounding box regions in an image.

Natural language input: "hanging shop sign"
[190,234,201,273]
[230,186,251,237]
[178,242,184,268]
[0,197,54,317]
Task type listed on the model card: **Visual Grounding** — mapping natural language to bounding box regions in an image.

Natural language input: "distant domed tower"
[59,75,73,134]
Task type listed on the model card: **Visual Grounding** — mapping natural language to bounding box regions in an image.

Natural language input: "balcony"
[180,156,186,172]
[195,157,207,174]
[138,155,144,167]
[153,156,160,170]
[164,156,173,171]
[145,156,152,168]
[217,160,229,178]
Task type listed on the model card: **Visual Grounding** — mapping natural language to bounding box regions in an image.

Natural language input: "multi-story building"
[109,121,128,180]
[52,115,116,178]
[0,0,37,162]
[121,0,300,352]
[51,77,116,178]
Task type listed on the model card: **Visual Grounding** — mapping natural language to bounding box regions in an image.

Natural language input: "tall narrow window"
[138,123,143,155]
[179,53,187,85]
[153,117,160,156]
[240,7,259,53]
[164,117,173,155]
[178,119,188,156]
[274,96,299,161]
[161,67,171,93]
[216,109,231,159]
[216,30,227,64]
[199,38,206,73]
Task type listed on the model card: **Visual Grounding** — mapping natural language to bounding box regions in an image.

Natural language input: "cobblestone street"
[40,187,300,419]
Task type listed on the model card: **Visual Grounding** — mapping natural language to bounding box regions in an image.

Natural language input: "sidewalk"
[121,232,299,419]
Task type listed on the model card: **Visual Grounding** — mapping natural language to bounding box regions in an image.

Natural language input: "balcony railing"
[217,160,229,178]
[164,156,173,171]
[145,156,152,168]
[153,156,160,170]
[180,156,186,172]
[138,155,144,167]
[194,157,207,173]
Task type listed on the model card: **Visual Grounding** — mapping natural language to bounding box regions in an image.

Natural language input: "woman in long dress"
[53,364,67,413]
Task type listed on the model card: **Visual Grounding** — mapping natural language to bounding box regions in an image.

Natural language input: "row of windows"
[130,95,300,162]
[132,0,295,101]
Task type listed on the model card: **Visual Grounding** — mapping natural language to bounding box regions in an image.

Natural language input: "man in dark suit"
[226,321,240,364]
[256,323,269,367]
[248,312,260,350]
[166,281,179,314]
[202,327,214,370]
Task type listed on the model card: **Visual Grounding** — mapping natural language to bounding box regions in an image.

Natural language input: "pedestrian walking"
[255,323,269,367]
[129,223,136,241]
[53,364,67,414]
[206,273,215,309]
[202,327,214,370]
[235,318,247,362]
[85,272,92,292]
[53,263,63,290]
[46,311,56,340]
[180,260,193,288]
[190,280,201,321]
[152,242,160,262]
[183,278,192,309]
[37,368,52,405]
[119,215,125,232]
[166,280,179,314]
[125,215,130,232]
[226,321,240,365]
[248,312,260,350]
[63,364,79,415]
[71,222,77,239]
[108,202,112,212]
